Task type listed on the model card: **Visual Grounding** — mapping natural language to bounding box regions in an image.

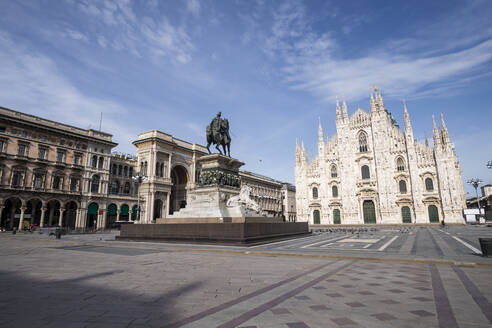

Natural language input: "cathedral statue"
[206,112,231,157]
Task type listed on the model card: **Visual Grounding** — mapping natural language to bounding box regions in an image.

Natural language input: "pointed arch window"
[397,157,405,171]
[312,187,318,199]
[399,180,407,194]
[425,178,434,191]
[359,132,368,152]
[332,185,338,198]
[331,164,338,178]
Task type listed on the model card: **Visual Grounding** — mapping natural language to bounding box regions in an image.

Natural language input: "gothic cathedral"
[295,88,466,225]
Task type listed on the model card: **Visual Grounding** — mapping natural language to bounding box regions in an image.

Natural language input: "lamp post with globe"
[132,174,147,221]
[467,178,483,222]
[487,161,492,169]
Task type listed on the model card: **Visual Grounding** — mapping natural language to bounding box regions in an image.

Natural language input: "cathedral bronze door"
[333,209,341,224]
[428,205,439,223]
[401,206,411,223]
[313,210,320,224]
[363,200,376,224]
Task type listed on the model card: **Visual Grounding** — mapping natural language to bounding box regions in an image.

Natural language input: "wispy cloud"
[250,0,492,102]
[75,0,195,64]
[186,0,200,17]
[0,32,137,152]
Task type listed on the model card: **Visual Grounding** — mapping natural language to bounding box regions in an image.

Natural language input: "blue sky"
[1,0,492,195]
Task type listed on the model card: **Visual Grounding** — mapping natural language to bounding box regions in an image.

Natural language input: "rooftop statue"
[206,111,231,157]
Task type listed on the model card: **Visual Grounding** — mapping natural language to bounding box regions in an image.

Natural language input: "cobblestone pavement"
[0,226,491,328]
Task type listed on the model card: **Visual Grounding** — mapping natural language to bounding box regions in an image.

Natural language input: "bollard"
[55,227,61,239]
[479,238,492,257]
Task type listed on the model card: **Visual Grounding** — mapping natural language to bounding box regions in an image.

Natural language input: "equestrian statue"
[206,112,231,157]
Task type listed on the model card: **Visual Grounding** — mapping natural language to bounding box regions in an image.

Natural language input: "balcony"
[356,178,377,188]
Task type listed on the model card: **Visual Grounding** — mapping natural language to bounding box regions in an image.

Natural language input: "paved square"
[1,226,492,328]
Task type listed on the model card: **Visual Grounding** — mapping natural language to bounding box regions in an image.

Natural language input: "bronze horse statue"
[206,116,231,157]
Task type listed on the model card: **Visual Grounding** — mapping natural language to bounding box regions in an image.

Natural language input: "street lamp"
[467,178,483,222]
[487,161,492,169]
[132,174,147,221]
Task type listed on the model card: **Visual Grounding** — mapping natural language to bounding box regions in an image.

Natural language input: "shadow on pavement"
[0,270,202,328]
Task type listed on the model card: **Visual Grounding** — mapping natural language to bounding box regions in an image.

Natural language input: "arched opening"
[358,131,368,152]
[25,199,42,227]
[98,157,104,169]
[333,209,341,224]
[425,178,434,191]
[313,210,320,224]
[118,165,122,176]
[107,204,117,228]
[112,163,117,174]
[45,200,62,227]
[401,206,411,223]
[123,182,130,194]
[361,165,370,179]
[428,205,439,223]
[123,166,128,177]
[154,199,163,220]
[91,175,100,193]
[170,165,188,215]
[397,157,405,171]
[91,155,97,168]
[64,201,78,229]
[155,162,160,177]
[120,204,129,221]
[399,180,407,194]
[87,202,99,228]
[110,180,120,194]
[332,185,338,198]
[330,164,337,178]
[363,200,376,224]
[131,205,138,220]
[312,187,318,199]
[3,198,22,230]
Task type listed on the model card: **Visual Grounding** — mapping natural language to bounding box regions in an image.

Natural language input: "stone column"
[75,209,81,229]
[9,207,15,229]
[40,207,47,228]
[18,206,26,230]
[116,209,120,222]
[0,206,4,229]
[58,208,65,227]
[166,192,171,218]
[48,207,55,226]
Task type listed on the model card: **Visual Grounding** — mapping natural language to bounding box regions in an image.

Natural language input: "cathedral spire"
[342,97,348,120]
[318,117,324,142]
[403,99,413,136]
[432,115,440,146]
[440,113,450,144]
[370,91,376,112]
[336,96,342,121]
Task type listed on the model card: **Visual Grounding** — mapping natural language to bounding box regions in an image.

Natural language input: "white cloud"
[0,33,137,152]
[186,0,200,17]
[65,29,88,41]
[259,0,492,102]
[74,0,195,64]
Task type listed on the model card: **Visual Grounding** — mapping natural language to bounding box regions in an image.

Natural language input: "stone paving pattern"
[0,225,491,327]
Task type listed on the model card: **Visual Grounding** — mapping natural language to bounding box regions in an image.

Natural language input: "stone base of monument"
[117,154,310,245]
[117,221,309,245]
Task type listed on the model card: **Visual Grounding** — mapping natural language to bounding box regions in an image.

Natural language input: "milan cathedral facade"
[295,88,466,225]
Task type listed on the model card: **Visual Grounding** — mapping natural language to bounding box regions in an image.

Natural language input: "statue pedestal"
[118,154,310,245]
[163,154,260,220]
